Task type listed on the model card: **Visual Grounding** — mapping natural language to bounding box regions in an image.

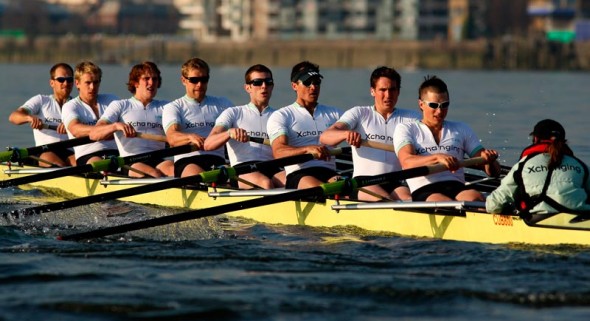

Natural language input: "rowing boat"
[1,162,589,246]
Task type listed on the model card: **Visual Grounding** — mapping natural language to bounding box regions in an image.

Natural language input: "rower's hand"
[56,123,67,135]
[308,145,332,161]
[480,149,499,164]
[437,154,460,172]
[28,116,43,129]
[228,128,249,143]
[115,122,136,137]
[188,134,205,150]
[345,130,361,148]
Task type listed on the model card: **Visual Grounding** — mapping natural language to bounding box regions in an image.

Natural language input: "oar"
[0,145,195,189]
[1,136,93,163]
[58,157,484,241]
[4,148,349,218]
[249,137,389,151]
[359,140,394,152]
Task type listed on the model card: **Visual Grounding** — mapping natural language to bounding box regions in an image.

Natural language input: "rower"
[320,66,420,201]
[204,64,285,189]
[61,61,120,166]
[162,57,234,178]
[90,61,174,178]
[394,76,501,202]
[8,63,76,167]
[266,61,342,189]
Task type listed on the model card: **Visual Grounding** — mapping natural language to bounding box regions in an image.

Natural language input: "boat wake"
[0,189,226,242]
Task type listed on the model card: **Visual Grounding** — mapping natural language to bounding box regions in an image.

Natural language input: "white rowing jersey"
[267,102,342,175]
[62,94,119,160]
[393,119,484,192]
[337,106,420,177]
[162,95,233,162]
[100,97,168,157]
[214,102,274,166]
[20,94,70,145]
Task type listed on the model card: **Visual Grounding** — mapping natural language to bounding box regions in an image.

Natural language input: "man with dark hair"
[205,64,285,189]
[8,62,76,167]
[320,66,420,201]
[394,75,500,202]
[91,61,173,177]
[267,61,342,189]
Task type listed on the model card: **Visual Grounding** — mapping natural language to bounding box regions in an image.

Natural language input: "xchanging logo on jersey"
[45,117,62,123]
[364,133,393,142]
[247,131,269,138]
[415,145,464,155]
[296,130,322,137]
[185,121,215,129]
[527,163,583,174]
[127,121,163,130]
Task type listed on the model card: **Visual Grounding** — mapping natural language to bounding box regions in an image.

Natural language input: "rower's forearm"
[68,124,94,138]
[204,132,229,151]
[272,145,310,159]
[400,154,441,169]
[166,132,192,147]
[8,109,32,125]
[90,123,117,141]
[319,129,346,147]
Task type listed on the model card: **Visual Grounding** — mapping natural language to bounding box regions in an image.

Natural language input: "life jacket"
[519,141,550,159]
[513,143,589,215]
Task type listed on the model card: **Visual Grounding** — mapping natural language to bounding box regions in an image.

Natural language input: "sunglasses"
[421,100,450,109]
[184,75,210,84]
[300,78,321,87]
[248,78,274,86]
[54,76,74,83]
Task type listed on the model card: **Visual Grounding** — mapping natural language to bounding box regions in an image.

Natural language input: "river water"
[1,63,590,320]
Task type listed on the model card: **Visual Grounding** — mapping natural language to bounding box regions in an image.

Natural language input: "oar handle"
[135,133,168,143]
[42,124,59,131]
[425,157,486,175]
[249,137,270,145]
[360,140,395,152]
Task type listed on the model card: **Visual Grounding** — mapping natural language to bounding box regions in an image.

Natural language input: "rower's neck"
[297,100,317,115]
[134,95,153,107]
[250,100,268,113]
[54,95,70,107]
[422,119,443,143]
[376,106,395,120]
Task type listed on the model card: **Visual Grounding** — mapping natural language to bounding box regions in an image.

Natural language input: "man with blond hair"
[61,61,119,165]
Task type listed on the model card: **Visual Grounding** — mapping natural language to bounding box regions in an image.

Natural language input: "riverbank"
[1,35,588,70]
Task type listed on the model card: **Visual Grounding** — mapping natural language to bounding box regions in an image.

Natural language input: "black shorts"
[50,147,74,164]
[351,176,405,198]
[76,149,119,166]
[285,166,339,189]
[174,154,226,177]
[411,180,467,202]
[236,161,283,179]
[121,158,167,175]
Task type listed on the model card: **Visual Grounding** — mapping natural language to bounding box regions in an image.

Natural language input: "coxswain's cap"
[530,119,566,140]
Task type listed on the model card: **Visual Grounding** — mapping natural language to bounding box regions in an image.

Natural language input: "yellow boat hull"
[2,164,589,245]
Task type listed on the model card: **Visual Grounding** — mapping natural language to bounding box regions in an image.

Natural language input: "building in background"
[1,0,589,43]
